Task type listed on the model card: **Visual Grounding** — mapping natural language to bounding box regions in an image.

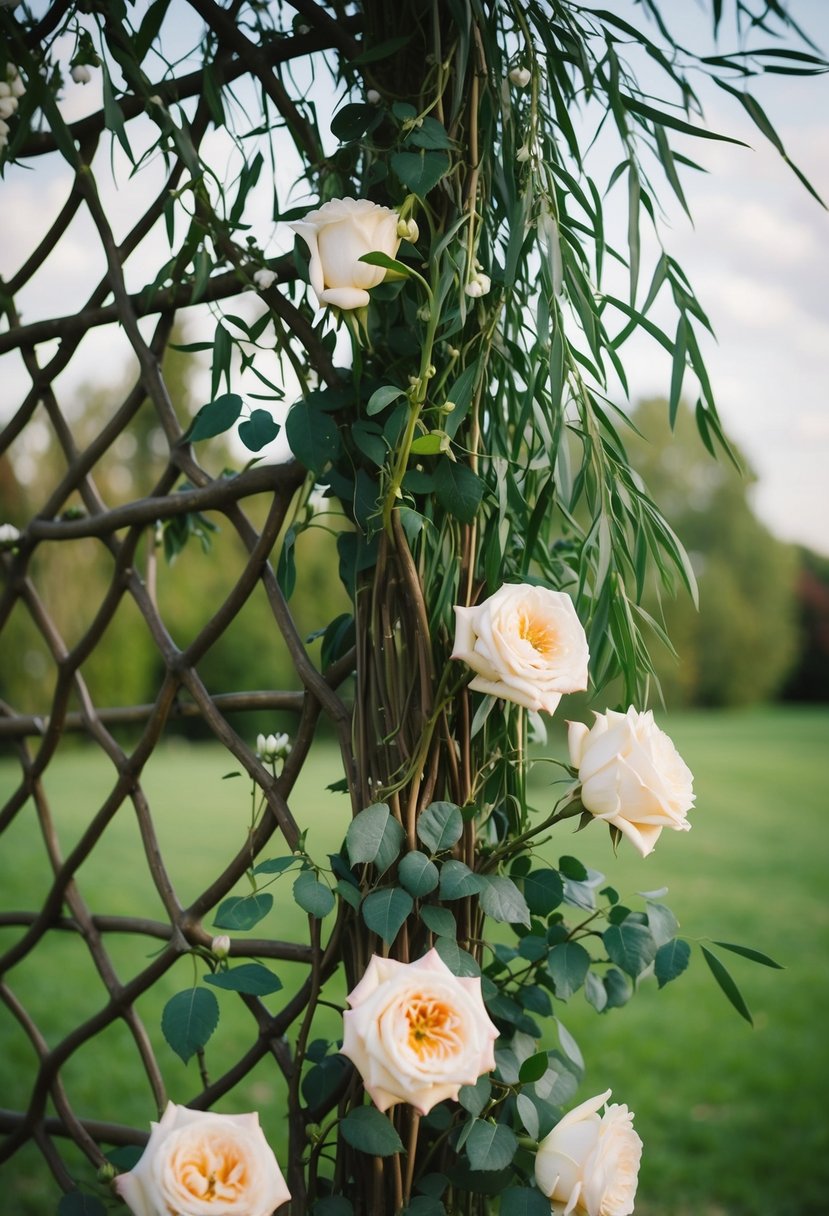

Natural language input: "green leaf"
[340,1106,404,1156]
[348,34,412,65]
[204,964,282,996]
[434,460,484,524]
[417,801,463,853]
[331,103,378,142]
[277,526,296,600]
[439,860,484,900]
[362,887,413,944]
[162,988,219,1063]
[458,1075,491,1116]
[434,937,481,977]
[499,1187,551,1216]
[620,92,748,145]
[359,251,423,282]
[252,856,299,876]
[518,1051,549,1084]
[58,1194,107,1216]
[188,393,243,442]
[604,922,657,977]
[654,938,691,989]
[391,150,451,196]
[239,408,279,451]
[366,385,406,416]
[523,869,564,916]
[479,876,531,927]
[105,1145,143,1171]
[293,870,335,918]
[213,893,273,931]
[410,432,446,455]
[465,1120,518,1171]
[402,1200,446,1216]
[646,901,680,948]
[547,941,591,999]
[398,850,439,897]
[701,946,753,1024]
[420,905,456,938]
[346,803,405,875]
[286,403,341,472]
[712,941,783,969]
[314,1197,354,1216]
[302,1053,350,1109]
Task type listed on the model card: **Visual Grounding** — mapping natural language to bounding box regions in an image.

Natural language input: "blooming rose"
[535,1090,642,1216]
[288,196,401,310]
[568,707,694,857]
[341,948,499,1115]
[114,1103,290,1216]
[452,583,589,715]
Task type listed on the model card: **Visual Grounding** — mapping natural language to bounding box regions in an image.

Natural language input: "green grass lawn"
[1,706,827,1215]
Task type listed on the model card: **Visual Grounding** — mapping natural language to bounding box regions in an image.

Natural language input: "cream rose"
[535,1089,643,1216]
[341,948,499,1115]
[288,196,401,310]
[114,1103,290,1216]
[568,707,694,857]
[452,583,589,715]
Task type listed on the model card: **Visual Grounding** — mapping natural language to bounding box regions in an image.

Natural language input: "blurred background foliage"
[1,349,824,728]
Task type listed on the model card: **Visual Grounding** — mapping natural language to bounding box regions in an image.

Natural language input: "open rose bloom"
[452,583,589,715]
[115,1103,290,1216]
[568,707,694,857]
[342,949,499,1115]
[288,196,401,310]
[535,1090,643,1216]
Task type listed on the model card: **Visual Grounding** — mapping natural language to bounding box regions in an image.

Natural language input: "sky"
[1,0,828,554]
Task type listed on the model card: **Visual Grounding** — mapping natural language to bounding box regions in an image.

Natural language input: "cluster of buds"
[253,266,277,291]
[0,64,25,152]
[464,261,491,299]
[256,732,291,763]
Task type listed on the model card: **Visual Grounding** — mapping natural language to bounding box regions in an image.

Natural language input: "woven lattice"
[0,6,359,1200]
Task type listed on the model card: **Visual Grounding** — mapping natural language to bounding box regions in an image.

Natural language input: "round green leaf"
[419,904,456,938]
[604,921,657,977]
[547,941,591,999]
[398,850,439,897]
[479,875,531,926]
[213,893,273,931]
[238,408,279,451]
[285,402,341,472]
[654,937,691,988]
[161,987,219,1063]
[346,802,404,874]
[518,1051,549,1084]
[293,870,335,918]
[416,801,463,853]
[439,859,484,900]
[204,963,282,996]
[188,392,242,441]
[340,1106,404,1156]
[523,869,565,916]
[362,887,413,944]
[465,1119,518,1171]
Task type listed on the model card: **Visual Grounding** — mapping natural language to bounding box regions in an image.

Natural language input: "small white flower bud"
[0,97,16,120]
[441,401,457,414]
[405,217,419,243]
[10,74,25,99]
[253,267,277,290]
[465,279,483,299]
[0,83,10,99]
[0,523,21,545]
[516,144,532,164]
[509,66,532,88]
[257,732,292,762]
[71,64,92,84]
[211,935,231,959]
[367,89,381,104]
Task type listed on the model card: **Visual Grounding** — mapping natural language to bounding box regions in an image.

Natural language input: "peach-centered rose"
[288,196,401,310]
[114,1103,290,1216]
[568,707,694,857]
[452,583,589,715]
[535,1089,643,1216]
[341,948,499,1115]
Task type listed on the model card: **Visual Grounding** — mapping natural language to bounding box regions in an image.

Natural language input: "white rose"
[114,1103,290,1216]
[452,583,589,715]
[342,948,499,1115]
[509,66,532,88]
[288,196,401,310]
[535,1090,642,1216]
[568,707,694,857]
